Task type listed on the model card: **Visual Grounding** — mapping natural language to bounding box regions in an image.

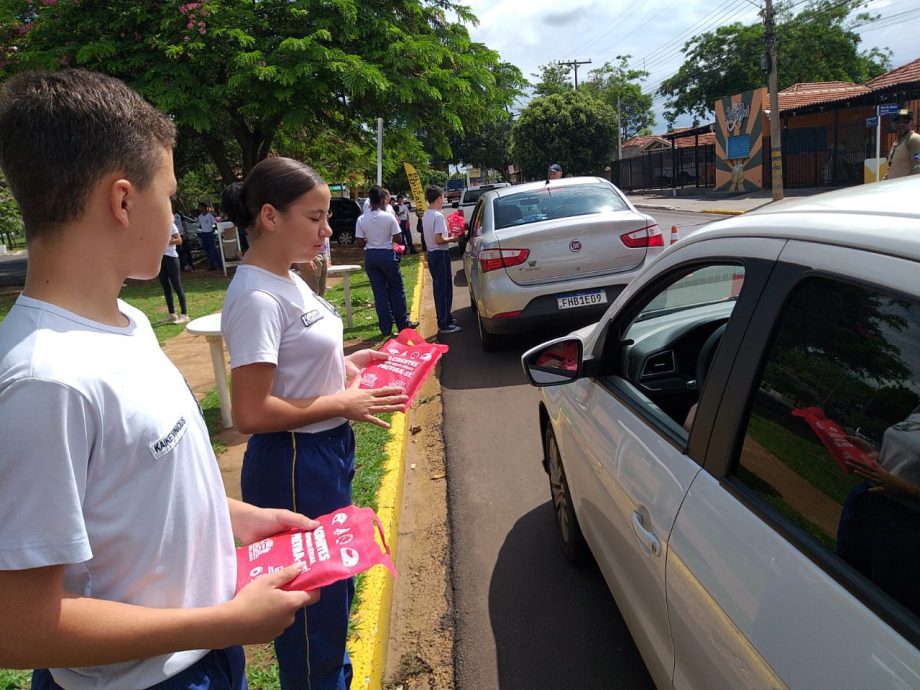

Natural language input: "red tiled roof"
[778,81,870,112]
[674,132,715,147]
[623,135,670,149]
[866,57,920,90]
[624,132,716,147]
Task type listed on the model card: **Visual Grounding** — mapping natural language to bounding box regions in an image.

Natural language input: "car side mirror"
[451,201,460,209]
[522,337,584,386]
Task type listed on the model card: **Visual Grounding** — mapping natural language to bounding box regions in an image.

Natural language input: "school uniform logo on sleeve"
[149,416,189,460]
[301,309,324,328]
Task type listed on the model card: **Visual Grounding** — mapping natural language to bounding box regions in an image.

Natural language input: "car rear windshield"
[492,184,629,229]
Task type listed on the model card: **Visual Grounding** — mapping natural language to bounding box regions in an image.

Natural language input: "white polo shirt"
[222,265,347,434]
[356,210,402,249]
[0,296,236,689]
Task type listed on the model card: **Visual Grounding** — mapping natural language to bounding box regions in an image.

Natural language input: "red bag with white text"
[358,328,448,408]
[791,406,879,474]
[235,504,396,593]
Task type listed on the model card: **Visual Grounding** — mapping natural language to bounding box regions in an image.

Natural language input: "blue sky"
[463,0,920,133]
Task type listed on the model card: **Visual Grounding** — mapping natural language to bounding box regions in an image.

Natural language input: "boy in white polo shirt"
[0,69,318,689]
[422,185,461,334]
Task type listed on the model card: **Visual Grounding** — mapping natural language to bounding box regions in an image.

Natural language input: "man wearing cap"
[548,163,563,180]
[885,108,920,179]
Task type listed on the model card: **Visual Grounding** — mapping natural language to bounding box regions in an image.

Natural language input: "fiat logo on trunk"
[569,239,582,253]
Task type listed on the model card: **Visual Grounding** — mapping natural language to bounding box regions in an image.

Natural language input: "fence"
[765,120,870,189]
[611,144,716,191]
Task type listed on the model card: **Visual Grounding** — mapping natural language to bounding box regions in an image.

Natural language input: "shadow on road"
[488,502,654,690]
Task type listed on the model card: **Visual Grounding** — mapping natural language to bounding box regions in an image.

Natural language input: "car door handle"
[632,511,661,557]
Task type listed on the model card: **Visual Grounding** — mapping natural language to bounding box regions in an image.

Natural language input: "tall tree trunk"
[200,133,237,184]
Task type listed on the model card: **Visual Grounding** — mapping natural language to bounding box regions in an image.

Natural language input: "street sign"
[866,116,878,127]
[879,103,900,116]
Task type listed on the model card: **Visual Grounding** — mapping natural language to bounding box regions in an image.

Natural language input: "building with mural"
[616,57,920,192]
[713,88,767,192]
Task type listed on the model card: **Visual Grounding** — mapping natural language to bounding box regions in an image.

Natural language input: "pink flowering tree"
[2,0,523,183]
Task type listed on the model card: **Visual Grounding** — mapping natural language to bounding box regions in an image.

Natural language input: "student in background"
[158,216,190,323]
[197,201,220,270]
[396,194,416,253]
[356,186,418,336]
[422,185,462,334]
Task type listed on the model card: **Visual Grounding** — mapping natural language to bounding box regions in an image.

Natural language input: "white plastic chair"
[216,222,242,276]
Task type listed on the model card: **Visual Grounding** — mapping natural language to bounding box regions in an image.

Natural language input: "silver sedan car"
[522,178,920,688]
[462,177,664,350]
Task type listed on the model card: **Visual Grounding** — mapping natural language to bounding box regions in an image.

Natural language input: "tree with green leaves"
[532,62,572,97]
[449,113,514,179]
[3,0,519,182]
[581,55,655,140]
[511,90,618,180]
[658,0,892,126]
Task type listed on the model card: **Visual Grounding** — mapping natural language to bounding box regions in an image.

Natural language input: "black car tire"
[475,304,502,352]
[336,230,355,245]
[544,424,588,564]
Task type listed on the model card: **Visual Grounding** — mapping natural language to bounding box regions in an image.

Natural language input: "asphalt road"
[442,209,727,689]
[0,253,26,289]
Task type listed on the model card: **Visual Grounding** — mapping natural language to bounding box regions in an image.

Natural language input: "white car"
[463,177,664,350]
[522,177,920,689]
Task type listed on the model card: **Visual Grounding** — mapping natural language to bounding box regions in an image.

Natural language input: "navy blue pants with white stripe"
[241,423,356,690]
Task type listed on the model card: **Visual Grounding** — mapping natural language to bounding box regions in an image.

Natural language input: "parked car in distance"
[452,182,511,224]
[463,176,664,350]
[522,177,920,689]
[329,198,363,245]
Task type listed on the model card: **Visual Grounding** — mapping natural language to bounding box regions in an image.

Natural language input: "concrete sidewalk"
[627,186,840,216]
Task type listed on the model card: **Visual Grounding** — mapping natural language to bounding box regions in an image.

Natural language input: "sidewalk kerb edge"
[347,257,425,688]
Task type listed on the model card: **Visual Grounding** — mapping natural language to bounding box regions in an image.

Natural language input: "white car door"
[555,237,787,685]
[668,242,920,689]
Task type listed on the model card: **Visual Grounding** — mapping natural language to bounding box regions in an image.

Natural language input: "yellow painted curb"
[347,257,426,689]
[701,208,746,215]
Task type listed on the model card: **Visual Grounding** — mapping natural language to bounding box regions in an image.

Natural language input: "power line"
[557,59,593,89]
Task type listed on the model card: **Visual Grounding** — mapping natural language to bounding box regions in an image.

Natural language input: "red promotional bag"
[791,406,878,474]
[446,210,466,237]
[235,504,396,593]
[358,328,448,408]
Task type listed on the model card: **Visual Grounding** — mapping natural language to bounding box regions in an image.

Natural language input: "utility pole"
[376,118,383,185]
[617,94,623,160]
[764,0,783,200]
[559,59,592,90]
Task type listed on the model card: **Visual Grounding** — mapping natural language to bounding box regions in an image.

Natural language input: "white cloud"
[463,0,920,132]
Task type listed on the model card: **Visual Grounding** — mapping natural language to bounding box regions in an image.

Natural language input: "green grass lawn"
[0,254,422,689]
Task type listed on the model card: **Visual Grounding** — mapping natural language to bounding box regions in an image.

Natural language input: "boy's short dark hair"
[425,185,443,204]
[0,69,176,241]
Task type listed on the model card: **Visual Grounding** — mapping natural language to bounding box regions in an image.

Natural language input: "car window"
[493,184,629,230]
[602,263,746,438]
[470,201,484,238]
[463,189,484,205]
[734,276,920,619]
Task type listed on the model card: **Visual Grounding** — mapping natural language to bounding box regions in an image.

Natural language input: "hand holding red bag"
[236,504,396,593]
[357,328,448,408]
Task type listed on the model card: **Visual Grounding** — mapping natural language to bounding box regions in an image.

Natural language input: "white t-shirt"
[356,210,402,249]
[0,296,236,689]
[423,209,450,252]
[397,203,410,222]
[362,198,396,217]
[164,221,180,258]
[198,213,217,234]
[222,265,346,433]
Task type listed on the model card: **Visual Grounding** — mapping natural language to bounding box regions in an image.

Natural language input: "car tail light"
[479,248,530,273]
[620,224,663,248]
[494,310,522,319]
